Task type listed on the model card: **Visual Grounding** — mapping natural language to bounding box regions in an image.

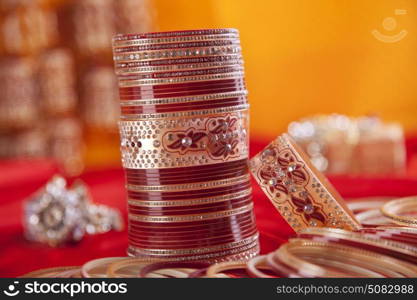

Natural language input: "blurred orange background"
[153,0,417,139]
[1,0,416,171]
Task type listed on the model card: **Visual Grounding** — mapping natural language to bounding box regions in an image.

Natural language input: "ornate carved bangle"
[119,111,249,169]
[250,133,361,231]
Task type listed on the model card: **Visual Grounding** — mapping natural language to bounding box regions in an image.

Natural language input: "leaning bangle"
[381,197,417,228]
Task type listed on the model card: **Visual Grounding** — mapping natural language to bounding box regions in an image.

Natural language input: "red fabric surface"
[1,139,417,277]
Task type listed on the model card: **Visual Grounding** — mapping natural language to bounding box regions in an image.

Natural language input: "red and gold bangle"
[115,55,243,72]
[119,90,247,106]
[118,79,246,99]
[128,230,257,249]
[128,202,253,223]
[127,240,259,263]
[250,133,361,231]
[128,233,258,256]
[127,189,252,207]
[118,66,243,81]
[118,72,244,87]
[128,223,257,243]
[127,182,252,201]
[128,210,254,229]
[381,197,417,228]
[128,195,252,214]
[114,39,240,53]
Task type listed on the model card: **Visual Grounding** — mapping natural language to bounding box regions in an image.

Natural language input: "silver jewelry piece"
[24,175,123,246]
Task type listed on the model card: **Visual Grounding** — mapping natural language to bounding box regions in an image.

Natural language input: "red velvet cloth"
[1,139,417,277]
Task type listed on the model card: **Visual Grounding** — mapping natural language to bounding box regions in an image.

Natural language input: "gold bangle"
[128,202,253,223]
[381,196,417,227]
[299,227,417,259]
[106,258,149,278]
[285,238,417,277]
[246,255,275,278]
[206,261,247,278]
[127,188,252,207]
[250,133,361,231]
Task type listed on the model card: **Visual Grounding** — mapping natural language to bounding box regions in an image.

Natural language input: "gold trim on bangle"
[117,72,244,87]
[127,233,259,256]
[120,104,249,120]
[113,34,240,47]
[250,133,361,231]
[126,174,250,192]
[115,59,244,75]
[381,196,417,227]
[128,202,253,223]
[114,46,241,62]
[119,91,248,106]
[127,188,252,207]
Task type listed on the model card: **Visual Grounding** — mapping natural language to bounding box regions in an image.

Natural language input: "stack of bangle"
[112,29,259,263]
